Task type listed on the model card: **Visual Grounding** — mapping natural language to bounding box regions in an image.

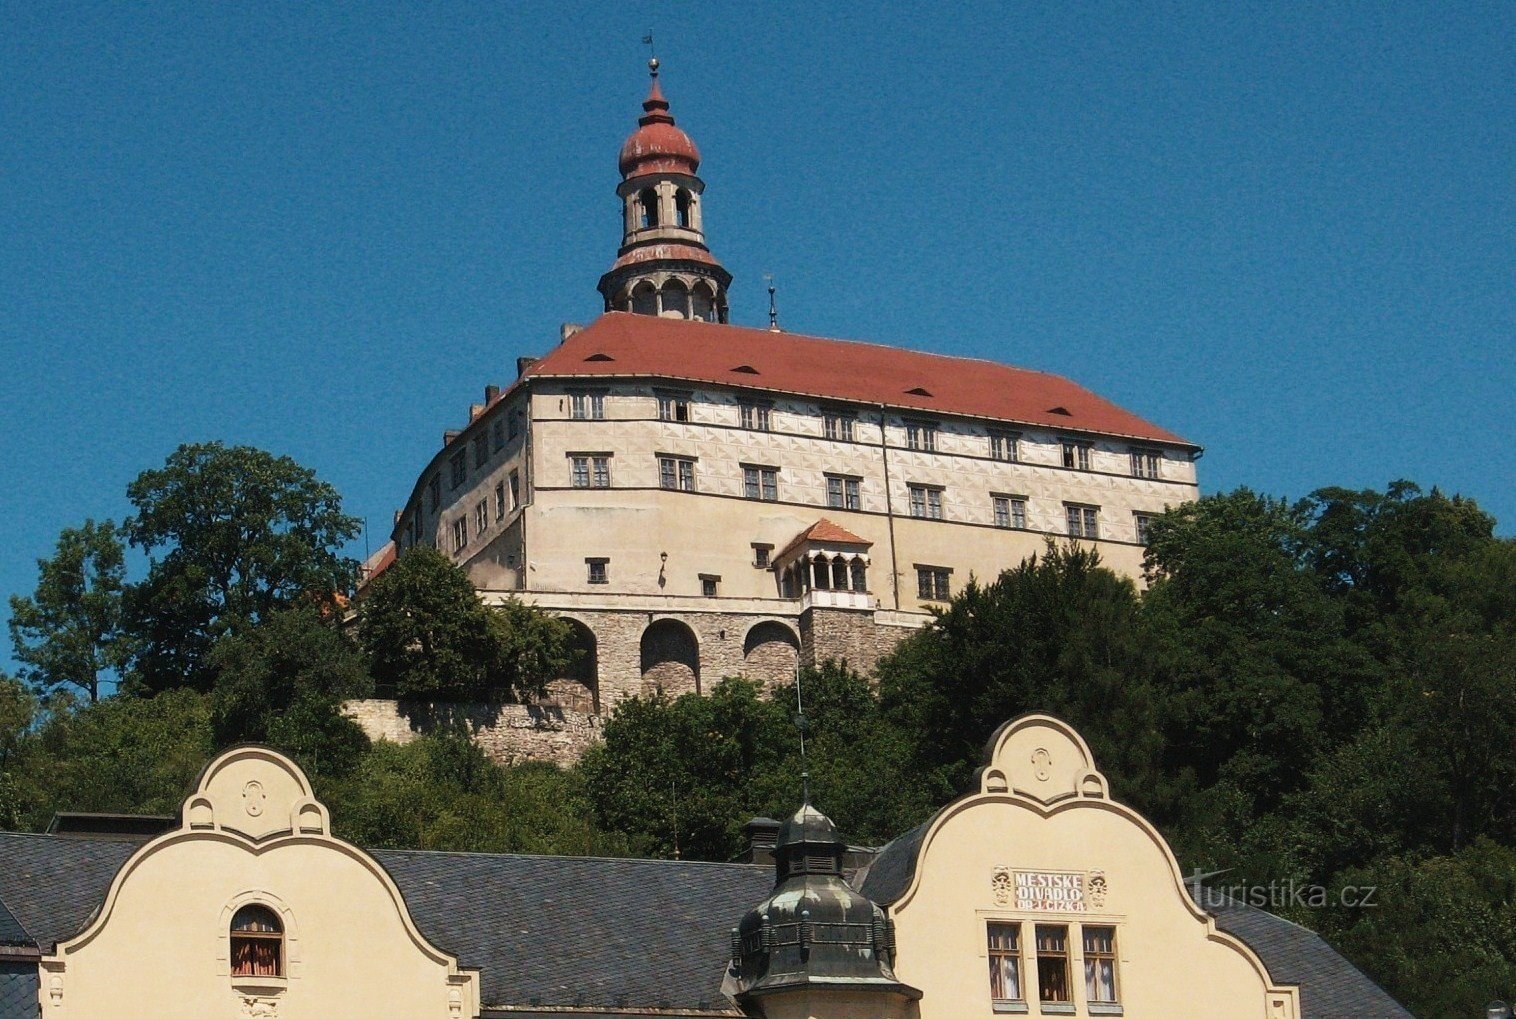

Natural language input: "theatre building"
[372,62,1202,719]
[0,715,1408,1018]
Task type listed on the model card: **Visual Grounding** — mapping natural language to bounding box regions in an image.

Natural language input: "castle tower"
[597,59,731,322]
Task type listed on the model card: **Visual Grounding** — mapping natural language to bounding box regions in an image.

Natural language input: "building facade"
[0,718,1411,1018]
[376,63,1202,717]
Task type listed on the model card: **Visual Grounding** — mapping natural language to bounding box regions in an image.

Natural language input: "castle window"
[916,565,951,601]
[740,401,771,431]
[452,517,468,552]
[449,451,466,489]
[638,187,659,228]
[1065,504,1099,539]
[570,391,605,421]
[824,412,855,442]
[427,475,440,512]
[850,559,867,592]
[700,574,719,597]
[908,484,943,520]
[987,921,1024,1008]
[632,282,657,316]
[230,905,283,978]
[1130,448,1162,479]
[495,482,506,522]
[586,558,609,585]
[1134,512,1155,546]
[1035,924,1071,1005]
[1061,441,1092,471]
[826,474,861,511]
[994,495,1027,529]
[752,543,773,568]
[491,418,505,452]
[906,421,937,451]
[508,410,522,440]
[570,455,612,489]
[990,430,1019,462]
[743,465,778,501]
[473,434,487,468]
[1083,925,1120,1006]
[658,455,696,492]
[509,470,520,508]
[474,499,488,536]
[657,392,691,422]
[675,188,692,228]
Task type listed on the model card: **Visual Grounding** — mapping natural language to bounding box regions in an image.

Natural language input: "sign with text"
[994,869,1088,911]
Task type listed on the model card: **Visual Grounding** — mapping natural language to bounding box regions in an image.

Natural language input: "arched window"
[691,284,716,322]
[831,557,850,590]
[675,189,692,228]
[631,282,657,316]
[638,188,659,229]
[850,559,868,592]
[230,905,283,978]
[659,279,689,319]
[811,558,831,590]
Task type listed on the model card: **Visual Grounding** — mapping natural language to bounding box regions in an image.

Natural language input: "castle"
[366,60,1200,724]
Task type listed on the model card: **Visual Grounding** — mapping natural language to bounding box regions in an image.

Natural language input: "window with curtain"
[1083,925,1119,1004]
[987,922,1023,1004]
[230,905,283,978]
[1035,924,1071,1004]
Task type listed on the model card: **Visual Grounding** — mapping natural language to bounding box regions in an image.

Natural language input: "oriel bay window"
[1083,925,1120,1007]
[1035,924,1072,1007]
[230,905,283,978]
[987,921,1024,1008]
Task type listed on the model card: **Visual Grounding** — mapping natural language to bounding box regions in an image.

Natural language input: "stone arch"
[544,617,599,714]
[743,621,800,693]
[637,186,659,228]
[640,618,700,698]
[659,278,690,319]
[691,281,716,322]
[631,281,657,316]
[674,188,693,228]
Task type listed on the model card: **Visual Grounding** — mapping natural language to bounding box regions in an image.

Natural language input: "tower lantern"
[597,59,731,322]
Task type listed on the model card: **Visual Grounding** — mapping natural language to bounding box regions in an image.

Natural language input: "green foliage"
[123,442,361,693]
[8,519,133,701]
[205,605,372,777]
[319,733,628,856]
[358,546,571,701]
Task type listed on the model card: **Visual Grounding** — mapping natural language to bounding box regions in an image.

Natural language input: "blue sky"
[1,3,1512,668]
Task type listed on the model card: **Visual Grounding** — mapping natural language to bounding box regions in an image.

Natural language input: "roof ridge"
[374,845,769,869]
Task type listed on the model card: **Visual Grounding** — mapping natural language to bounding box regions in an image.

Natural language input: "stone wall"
[343,699,601,768]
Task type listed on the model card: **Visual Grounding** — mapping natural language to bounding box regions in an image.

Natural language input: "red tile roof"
[776,519,873,563]
[526,313,1195,447]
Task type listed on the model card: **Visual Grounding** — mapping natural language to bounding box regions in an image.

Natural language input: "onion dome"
[618,61,701,179]
[725,801,920,1006]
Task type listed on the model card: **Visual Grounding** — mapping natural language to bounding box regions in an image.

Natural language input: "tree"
[8,520,133,701]
[123,442,360,693]
[206,605,372,777]
[358,546,571,702]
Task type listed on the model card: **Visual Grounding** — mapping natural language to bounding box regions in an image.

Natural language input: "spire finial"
[766,273,780,332]
[643,32,658,76]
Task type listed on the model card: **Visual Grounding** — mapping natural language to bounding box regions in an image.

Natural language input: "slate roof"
[0,894,32,949]
[0,963,39,1019]
[525,313,1197,447]
[0,831,1409,1018]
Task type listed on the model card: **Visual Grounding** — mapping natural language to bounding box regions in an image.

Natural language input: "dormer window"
[230,905,283,978]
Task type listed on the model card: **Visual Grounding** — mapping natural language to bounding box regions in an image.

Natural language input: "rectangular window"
[826,474,861,510]
[474,499,488,535]
[495,482,506,522]
[908,484,943,520]
[1061,441,1091,471]
[491,418,505,452]
[586,558,608,585]
[993,495,1028,529]
[1066,504,1100,539]
[1131,449,1161,479]
[1083,926,1119,1005]
[592,456,611,488]
[658,456,696,492]
[451,517,468,553]
[509,470,520,508]
[916,566,951,601]
[508,410,522,440]
[570,391,605,420]
[427,475,440,511]
[700,574,720,597]
[1134,513,1155,546]
[906,421,937,452]
[752,543,773,568]
[449,452,466,489]
[1035,925,1071,1005]
[571,456,590,488]
[989,431,1018,462]
[740,402,771,431]
[824,412,855,441]
[657,392,691,422]
[987,922,1024,1006]
[743,466,778,501]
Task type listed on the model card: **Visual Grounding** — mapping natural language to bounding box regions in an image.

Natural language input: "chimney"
[560,322,583,343]
[741,817,783,865]
[443,429,461,446]
[484,384,501,403]
[517,356,539,378]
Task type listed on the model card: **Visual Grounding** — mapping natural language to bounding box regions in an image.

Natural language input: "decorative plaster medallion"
[1087,870,1108,908]
[991,866,1014,905]
[242,780,266,817]
[1030,747,1053,782]
[240,996,278,1018]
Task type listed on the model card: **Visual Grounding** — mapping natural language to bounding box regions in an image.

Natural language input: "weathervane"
[642,31,658,75]
[766,274,780,332]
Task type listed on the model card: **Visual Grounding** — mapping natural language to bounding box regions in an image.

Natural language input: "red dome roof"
[618,75,701,179]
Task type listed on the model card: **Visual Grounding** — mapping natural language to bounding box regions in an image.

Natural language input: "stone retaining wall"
[343,698,601,767]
